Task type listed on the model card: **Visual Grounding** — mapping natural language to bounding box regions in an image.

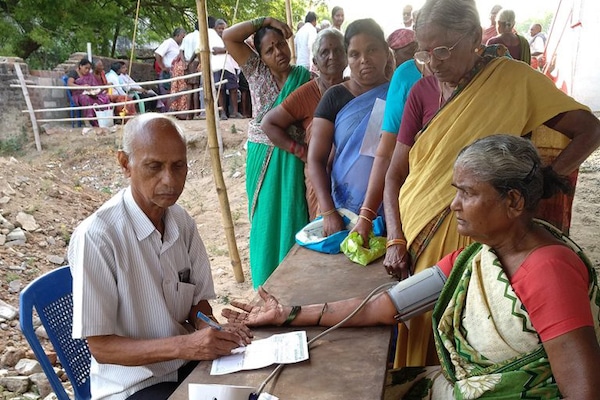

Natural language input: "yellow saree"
[395,57,588,367]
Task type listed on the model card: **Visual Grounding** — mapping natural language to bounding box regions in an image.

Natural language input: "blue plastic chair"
[19,266,91,400]
[62,75,84,128]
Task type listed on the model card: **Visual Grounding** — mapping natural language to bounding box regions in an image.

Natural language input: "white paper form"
[210,331,309,375]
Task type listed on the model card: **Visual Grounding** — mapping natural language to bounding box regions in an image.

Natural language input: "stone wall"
[0,54,156,149]
[0,57,38,146]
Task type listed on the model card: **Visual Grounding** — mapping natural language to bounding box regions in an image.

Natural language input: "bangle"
[360,206,377,218]
[320,208,337,217]
[251,17,266,31]
[316,303,328,326]
[386,238,407,248]
[358,214,372,224]
[289,140,297,155]
[282,305,301,326]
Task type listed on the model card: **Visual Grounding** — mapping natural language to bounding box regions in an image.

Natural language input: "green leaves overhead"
[0,0,319,69]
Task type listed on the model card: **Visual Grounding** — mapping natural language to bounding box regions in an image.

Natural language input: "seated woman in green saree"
[222,134,600,399]
[223,17,311,288]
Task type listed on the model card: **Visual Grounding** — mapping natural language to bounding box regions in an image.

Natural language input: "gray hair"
[215,19,227,27]
[312,27,345,57]
[497,9,516,27]
[454,134,571,211]
[415,0,481,36]
[172,27,185,38]
[121,113,186,162]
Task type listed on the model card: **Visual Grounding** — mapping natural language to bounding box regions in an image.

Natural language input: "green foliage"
[0,0,320,69]
[0,129,28,156]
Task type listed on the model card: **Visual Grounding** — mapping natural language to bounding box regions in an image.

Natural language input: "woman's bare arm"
[352,131,397,245]
[308,117,345,234]
[262,104,306,161]
[545,109,600,175]
[544,326,600,399]
[382,142,412,279]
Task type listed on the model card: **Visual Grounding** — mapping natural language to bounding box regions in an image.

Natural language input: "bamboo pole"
[285,0,296,63]
[14,63,42,152]
[196,0,245,283]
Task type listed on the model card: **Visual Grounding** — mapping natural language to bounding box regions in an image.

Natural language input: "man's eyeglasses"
[414,33,469,64]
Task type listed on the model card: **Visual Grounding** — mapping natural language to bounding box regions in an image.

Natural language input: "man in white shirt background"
[105,62,127,96]
[209,19,243,119]
[294,11,318,70]
[529,23,547,56]
[154,28,186,104]
[179,22,202,118]
[529,23,547,69]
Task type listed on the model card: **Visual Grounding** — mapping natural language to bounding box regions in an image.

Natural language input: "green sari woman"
[242,52,310,288]
[385,221,600,399]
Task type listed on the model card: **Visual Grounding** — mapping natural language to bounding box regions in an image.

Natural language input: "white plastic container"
[94,104,114,128]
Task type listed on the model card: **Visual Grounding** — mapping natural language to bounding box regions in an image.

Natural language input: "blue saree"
[331,82,389,216]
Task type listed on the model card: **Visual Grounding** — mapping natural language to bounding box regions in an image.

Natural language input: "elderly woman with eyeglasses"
[381,0,600,369]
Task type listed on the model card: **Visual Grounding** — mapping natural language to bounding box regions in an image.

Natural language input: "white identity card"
[359,97,386,158]
[210,331,309,375]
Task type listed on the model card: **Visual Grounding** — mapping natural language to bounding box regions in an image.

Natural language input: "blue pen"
[196,311,223,331]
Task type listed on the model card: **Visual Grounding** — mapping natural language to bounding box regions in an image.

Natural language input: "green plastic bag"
[340,231,387,266]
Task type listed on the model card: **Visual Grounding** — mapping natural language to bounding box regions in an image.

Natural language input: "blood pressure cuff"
[387,265,447,322]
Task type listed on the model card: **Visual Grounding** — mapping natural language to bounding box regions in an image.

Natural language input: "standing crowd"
[65,1,600,399]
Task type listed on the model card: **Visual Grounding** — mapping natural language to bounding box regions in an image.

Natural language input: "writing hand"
[185,327,246,360]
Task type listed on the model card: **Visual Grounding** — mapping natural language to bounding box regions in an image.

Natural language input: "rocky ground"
[0,118,599,398]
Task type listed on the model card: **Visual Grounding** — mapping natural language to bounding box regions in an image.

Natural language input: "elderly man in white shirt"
[529,23,546,56]
[154,28,186,98]
[69,113,251,400]
[294,11,318,70]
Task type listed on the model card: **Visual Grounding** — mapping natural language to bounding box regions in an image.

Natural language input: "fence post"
[14,63,42,152]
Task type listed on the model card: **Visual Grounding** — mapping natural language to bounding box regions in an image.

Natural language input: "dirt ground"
[1,117,599,356]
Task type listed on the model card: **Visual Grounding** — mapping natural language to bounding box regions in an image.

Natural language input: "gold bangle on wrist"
[320,208,337,217]
[386,238,407,248]
[358,214,372,224]
[359,206,377,218]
